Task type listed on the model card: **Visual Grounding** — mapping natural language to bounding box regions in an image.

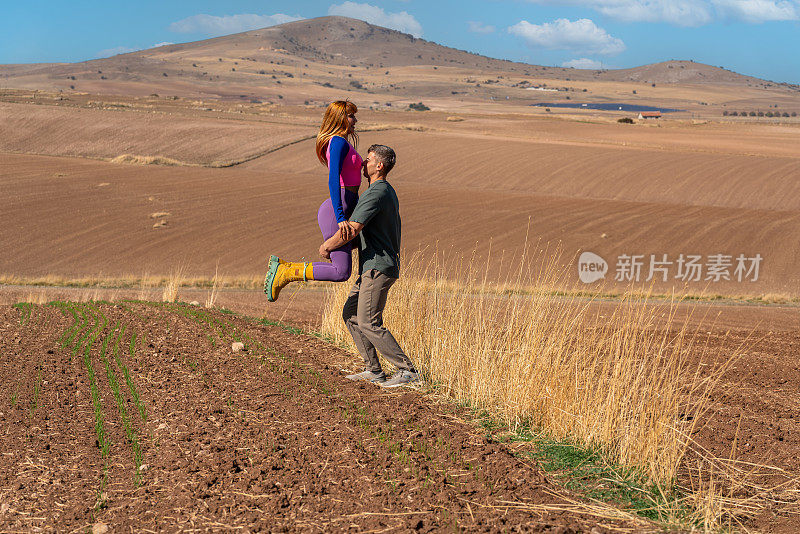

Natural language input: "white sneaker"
[379,370,420,388]
[346,370,387,383]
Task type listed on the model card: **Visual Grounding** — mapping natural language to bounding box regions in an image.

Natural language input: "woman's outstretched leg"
[311,189,357,282]
[265,189,357,302]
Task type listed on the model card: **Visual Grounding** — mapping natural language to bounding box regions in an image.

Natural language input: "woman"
[265,100,362,302]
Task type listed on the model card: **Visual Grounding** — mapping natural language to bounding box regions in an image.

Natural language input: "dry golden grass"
[320,245,773,528]
[205,264,221,308]
[110,154,188,166]
[162,267,186,303]
[323,246,728,483]
[0,273,264,290]
[361,123,429,132]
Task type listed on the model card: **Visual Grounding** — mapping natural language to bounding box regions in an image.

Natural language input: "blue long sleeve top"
[328,135,350,224]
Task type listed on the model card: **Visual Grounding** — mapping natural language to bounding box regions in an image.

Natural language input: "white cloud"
[562,57,603,68]
[169,14,304,36]
[328,2,423,37]
[524,1,713,26]
[711,0,798,22]
[509,18,626,54]
[468,21,496,34]
[152,42,175,48]
[524,0,799,25]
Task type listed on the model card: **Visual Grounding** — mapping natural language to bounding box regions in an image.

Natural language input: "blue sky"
[2,1,798,83]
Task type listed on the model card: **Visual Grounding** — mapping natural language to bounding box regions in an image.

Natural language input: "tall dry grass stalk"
[23,290,50,305]
[162,267,185,303]
[322,245,737,488]
[205,264,221,308]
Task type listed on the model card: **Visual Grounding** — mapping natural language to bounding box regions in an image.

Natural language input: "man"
[319,144,419,387]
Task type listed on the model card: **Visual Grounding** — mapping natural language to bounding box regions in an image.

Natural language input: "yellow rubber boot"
[265,256,314,302]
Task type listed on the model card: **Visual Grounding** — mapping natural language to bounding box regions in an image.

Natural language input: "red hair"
[316,100,358,166]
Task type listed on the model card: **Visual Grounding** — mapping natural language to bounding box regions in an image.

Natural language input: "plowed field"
[1,301,646,532]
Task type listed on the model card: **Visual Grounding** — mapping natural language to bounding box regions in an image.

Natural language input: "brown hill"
[1,16,793,105]
[595,60,768,86]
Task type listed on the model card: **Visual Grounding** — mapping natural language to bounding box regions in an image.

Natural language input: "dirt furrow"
[1,302,643,532]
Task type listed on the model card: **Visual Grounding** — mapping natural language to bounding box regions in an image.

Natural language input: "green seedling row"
[103,327,144,482]
[12,302,33,325]
[62,306,91,353]
[50,302,80,346]
[85,328,110,457]
[60,303,111,458]
[113,330,147,422]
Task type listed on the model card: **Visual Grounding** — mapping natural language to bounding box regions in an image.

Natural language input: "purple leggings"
[313,189,358,282]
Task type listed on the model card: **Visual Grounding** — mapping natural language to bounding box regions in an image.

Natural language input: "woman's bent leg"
[313,190,357,282]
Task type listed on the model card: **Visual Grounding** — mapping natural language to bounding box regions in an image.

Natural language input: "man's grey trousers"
[342,269,415,374]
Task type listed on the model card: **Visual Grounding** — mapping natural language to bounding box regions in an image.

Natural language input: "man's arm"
[319,221,364,259]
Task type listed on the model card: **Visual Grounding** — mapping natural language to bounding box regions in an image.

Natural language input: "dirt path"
[1,301,647,532]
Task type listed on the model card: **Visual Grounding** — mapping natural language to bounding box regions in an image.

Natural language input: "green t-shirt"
[350,179,401,278]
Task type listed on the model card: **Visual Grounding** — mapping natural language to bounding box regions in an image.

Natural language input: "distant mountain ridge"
[135,16,768,84]
[0,16,788,101]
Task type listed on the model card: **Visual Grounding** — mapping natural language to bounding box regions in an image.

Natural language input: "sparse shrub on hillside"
[749,111,757,117]
[793,112,797,117]
[766,111,773,117]
[722,110,728,116]
[783,112,790,117]
[322,82,333,88]
[409,102,430,111]
[757,111,764,117]
[162,73,168,77]
[349,80,364,90]
[618,117,634,124]
[632,90,637,94]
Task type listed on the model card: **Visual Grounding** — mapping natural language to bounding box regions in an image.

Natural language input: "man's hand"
[320,220,364,261]
[319,243,331,260]
[338,221,356,242]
